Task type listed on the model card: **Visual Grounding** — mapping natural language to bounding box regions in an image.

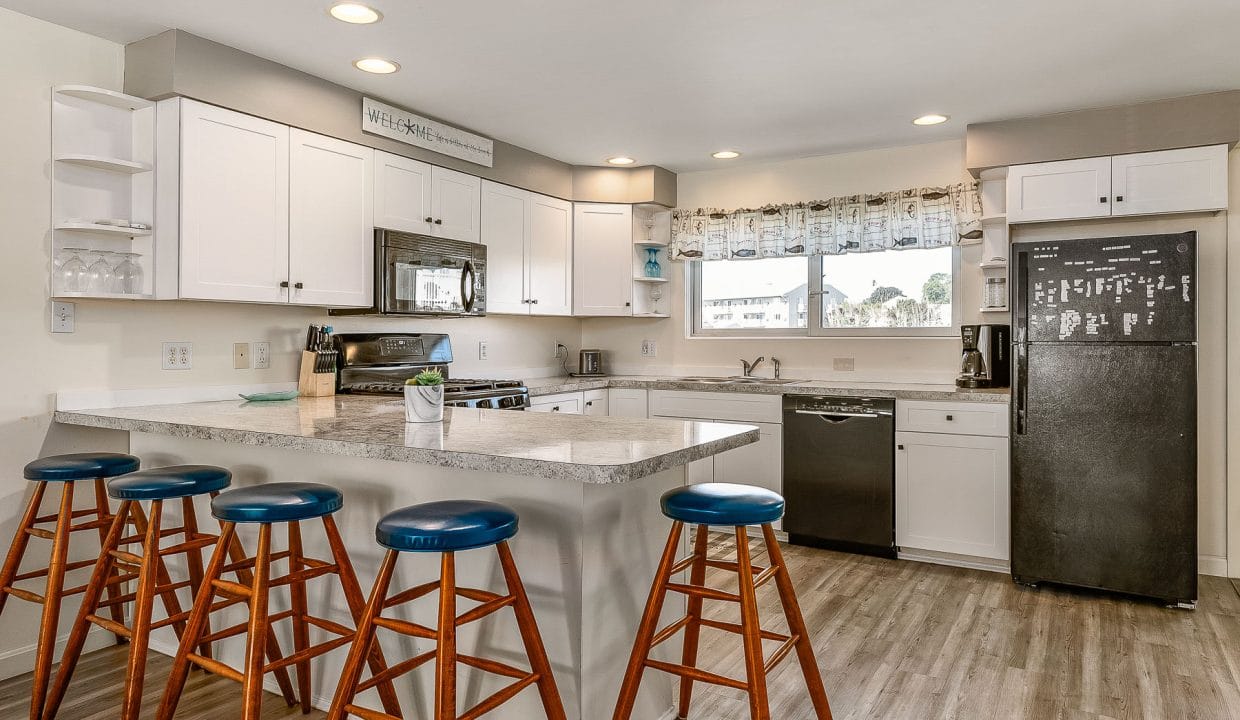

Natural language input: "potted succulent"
[404,369,446,423]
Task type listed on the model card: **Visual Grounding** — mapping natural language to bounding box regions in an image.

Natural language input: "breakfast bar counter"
[54,396,759,720]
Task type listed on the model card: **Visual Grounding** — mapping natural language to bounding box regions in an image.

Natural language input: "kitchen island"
[55,395,759,720]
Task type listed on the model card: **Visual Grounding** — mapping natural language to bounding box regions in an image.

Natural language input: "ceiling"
[5,0,1239,172]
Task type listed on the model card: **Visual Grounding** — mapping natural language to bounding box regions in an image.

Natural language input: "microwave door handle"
[461,260,476,313]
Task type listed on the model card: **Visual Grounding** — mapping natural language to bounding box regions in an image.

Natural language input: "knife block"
[298,351,336,397]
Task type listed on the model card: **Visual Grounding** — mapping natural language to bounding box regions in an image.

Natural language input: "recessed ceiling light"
[606,156,636,165]
[330,3,382,24]
[711,150,741,159]
[354,57,400,74]
[912,114,950,126]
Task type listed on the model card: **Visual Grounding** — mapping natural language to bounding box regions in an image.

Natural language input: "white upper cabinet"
[1007,145,1228,224]
[528,194,573,315]
[179,100,290,303]
[373,151,432,233]
[1110,145,1228,217]
[288,129,374,307]
[1007,156,1112,223]
[430,166,481,242]
[480,180,572,316]
[480,180,530,314]
[573,203,633,316]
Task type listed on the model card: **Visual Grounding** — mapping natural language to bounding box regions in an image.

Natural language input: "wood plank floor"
[3,536,1239,719]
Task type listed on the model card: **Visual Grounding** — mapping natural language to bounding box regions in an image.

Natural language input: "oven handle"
[461,260,477,313]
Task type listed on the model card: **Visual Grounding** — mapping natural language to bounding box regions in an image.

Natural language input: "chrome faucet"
[772,357,782,379]
[741,356,765,377]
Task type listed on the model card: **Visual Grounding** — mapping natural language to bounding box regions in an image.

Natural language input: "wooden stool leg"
[119,499,164,720]
[42,500,134,720]
[496,541,566,720]
[223,527,296,705]
[129,503,189,641]
[181,495,213,661]
[240,523,274,720]
[677,524,710,719]
[612,521,685,720]
[761,524,832,720]
[323,515,402,717]
[327,549,398,720]
[288,521,313,713]
[156,522,237,720]
[0,481,47,618]
[29,480,74,720]
[92,479,127,635]
[435,551,457,720]
[735,526,770,720]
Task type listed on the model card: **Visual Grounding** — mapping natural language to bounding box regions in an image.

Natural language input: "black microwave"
[332,229,487,317]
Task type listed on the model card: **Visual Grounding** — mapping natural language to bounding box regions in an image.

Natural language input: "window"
[691,246,958,337]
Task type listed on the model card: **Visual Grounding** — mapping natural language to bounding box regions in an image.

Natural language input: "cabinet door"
[374,151,432,233]
[288,129,374,307]
[583,389,608,416]
[713,421,783,498]
[607,389,648,418]
[179,100,289,302]
[528,392,583,414]
[430,166,481,242]
[480,180,530,315]
[1111,145,1228,217]
[1007,157,1112,223]
[895,431,1009,561]
[529,193,573,316]
[573,203,633,316]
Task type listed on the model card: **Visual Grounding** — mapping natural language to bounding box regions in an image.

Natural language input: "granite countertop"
[526,375,1011,403]
[53,396,758,484]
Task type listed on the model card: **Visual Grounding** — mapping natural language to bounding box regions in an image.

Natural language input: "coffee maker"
[956,324,1010,388]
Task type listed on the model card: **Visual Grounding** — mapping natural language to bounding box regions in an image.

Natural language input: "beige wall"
[581,140,976,382]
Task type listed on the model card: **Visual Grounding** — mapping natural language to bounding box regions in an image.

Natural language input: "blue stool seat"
[211,482,343,524]
[376,500,518,552]
[108,465,232,501]
[23,452,140,482]
[661,483,785,526]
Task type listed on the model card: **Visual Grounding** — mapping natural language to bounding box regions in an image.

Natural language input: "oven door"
[381,245,482,316]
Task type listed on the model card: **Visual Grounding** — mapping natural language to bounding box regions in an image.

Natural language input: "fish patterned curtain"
[669,182,982,261]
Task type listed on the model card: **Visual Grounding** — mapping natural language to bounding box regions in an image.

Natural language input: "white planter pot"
[404,384,444,423]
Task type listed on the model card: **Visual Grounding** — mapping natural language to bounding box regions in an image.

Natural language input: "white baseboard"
[1199,554,1228,577]
[0,623,115,682]
[897,548,1010,574]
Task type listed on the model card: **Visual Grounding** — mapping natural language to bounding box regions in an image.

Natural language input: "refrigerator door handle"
[1015,342,1028,435]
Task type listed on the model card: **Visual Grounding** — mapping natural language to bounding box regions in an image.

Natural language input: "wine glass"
[57,248,89,294]
[649,284,664,314]
[115,253,144,295]
[85,251,116,295]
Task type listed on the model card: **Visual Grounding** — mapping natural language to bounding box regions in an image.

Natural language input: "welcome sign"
[362,97,495,168]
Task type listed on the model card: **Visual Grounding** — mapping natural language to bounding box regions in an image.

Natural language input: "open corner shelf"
[979,260,1008,270]
[979,306,1010,313]
[632,312,670,318]
[53,291,155,301]
[633,276,669,284]
[635,241,669,249]
[54,85,153,111]
[55,154,152,174]
[55,222,152,237]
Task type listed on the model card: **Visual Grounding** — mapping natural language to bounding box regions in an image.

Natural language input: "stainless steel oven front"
[377,230,487,316]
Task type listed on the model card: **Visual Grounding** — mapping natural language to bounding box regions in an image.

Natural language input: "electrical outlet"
[833,357,855,372]
[553,341,563,359]
[478,340,489,360]
[162,342,193,370]
[640,339,658,357]
[253,342,271,370]
[51,301,74,333]
[233,342,250,370]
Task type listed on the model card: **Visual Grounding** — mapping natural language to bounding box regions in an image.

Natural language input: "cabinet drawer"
[895,400,1008,437]
[528,391,583,414]
[607,388,648,418]
[648,391,781,424]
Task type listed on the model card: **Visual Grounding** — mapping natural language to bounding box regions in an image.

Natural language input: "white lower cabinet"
[607,388,648,418]
[895,400,1010,564]
[582,389,608,416]
[528,391,583,414]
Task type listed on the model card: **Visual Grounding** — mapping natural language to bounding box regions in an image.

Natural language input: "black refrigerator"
[1011,232,1197,605]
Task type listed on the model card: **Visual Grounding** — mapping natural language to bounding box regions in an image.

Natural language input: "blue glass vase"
[644,248,662,278]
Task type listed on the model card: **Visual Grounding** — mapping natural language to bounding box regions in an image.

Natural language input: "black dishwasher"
[782,395,895,558]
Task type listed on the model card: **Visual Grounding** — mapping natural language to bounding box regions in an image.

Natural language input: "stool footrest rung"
[456,593,515,626]
[13,556,99,581]
[3,587,45,603]
[158,533,219,557]
[460,673,540,720]
[210,578,253,598]
[665,582,740,603]
[25,527,55,540]
[458,653,530,680]
[650,615,693,648]
[187,653,245,683]
[669,555,698,575]
[219,550,291,576]
[264,634,354,673]
[698,617,788,643]
[645,658,748,691]
[344,705,400,720]
[372,615,437,640]
[764,634,800,674]
[86,614,133,639]
[303,614,354,637]
[357,650,435,692]
[267,563,338,589]
[381,579,439,609]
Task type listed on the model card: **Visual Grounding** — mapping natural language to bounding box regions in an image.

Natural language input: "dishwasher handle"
[792,409,889,419]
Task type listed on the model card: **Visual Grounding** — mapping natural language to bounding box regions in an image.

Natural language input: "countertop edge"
[526,376,1011,403]
[53,410,761,485]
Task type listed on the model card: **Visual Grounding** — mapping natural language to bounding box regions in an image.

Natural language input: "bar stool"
[42,465,298,720]
[328,500,565,720]
[156,482,400,720]
[613,483,833,720]
[0,452,138,720]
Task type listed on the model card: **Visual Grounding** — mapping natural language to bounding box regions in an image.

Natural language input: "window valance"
[669,182,982,261]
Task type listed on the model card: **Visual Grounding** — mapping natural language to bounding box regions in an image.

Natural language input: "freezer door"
[1014,232,1196,344]
[1011,343,1197,602]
